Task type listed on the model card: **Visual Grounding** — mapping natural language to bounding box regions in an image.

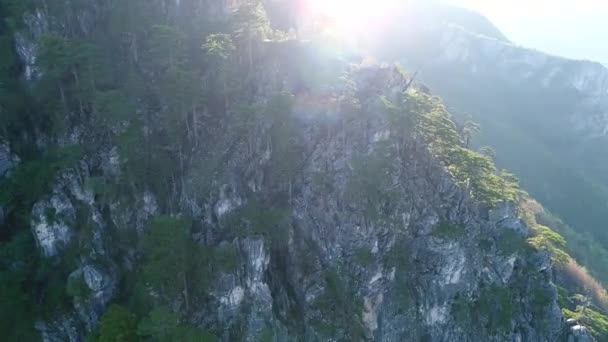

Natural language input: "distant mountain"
[370,1,608,281]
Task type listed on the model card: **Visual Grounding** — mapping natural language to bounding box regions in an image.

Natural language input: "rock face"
[0,141,18,177]
[381,1,608,247]
[7,0,588,341]
[181,62,569,341]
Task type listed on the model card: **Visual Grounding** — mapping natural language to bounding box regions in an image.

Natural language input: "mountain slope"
[373,1,608,285]
[0,0,596,341]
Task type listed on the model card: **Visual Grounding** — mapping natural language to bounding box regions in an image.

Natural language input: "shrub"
[527,224,570,265]
[94,305,138,342]
[66,272,90,300]
[433,221,466,240]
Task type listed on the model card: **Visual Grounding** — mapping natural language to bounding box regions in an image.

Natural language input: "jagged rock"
[10,1,590,341]
[31,191,75,257]
[0,141,17,177]
[68,264,118,332]
[568,324,595,342]
[36,314,80,342]
[489,202,529,236]
[566,318,578,326]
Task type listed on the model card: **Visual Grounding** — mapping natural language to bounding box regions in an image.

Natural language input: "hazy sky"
[448,0,608,65]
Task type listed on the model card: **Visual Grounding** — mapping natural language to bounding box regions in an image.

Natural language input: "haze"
[448,0,608,65]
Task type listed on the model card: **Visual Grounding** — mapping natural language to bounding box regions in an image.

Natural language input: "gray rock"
[568,324,595,342]
[566,318,578,326]
[0,141,17,177]
[31,191,75,257]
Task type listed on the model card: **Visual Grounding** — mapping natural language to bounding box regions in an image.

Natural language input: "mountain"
[0,0,599,341]
[361,0,608,338]
[371,0,608,292]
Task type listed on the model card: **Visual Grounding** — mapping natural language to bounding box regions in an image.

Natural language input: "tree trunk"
[192,102,198,144]
[288,179,293,205]
[183,272,190,312]
[59,84,67,112]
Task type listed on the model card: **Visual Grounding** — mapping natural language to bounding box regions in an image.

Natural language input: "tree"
[137,307,179,342]
[137,307,216,342]
[267,92,301,201]
[448,147,518,206]
[203,33,236,108]
[140,217,210,310]
[479,146,497,161]
[459,115,481,148]
[232,1,270,69]
[202,34,235,61]
[95,305,138,342]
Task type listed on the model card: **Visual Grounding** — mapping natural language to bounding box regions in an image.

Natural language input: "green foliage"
[0,146,82,222]
[267,92,302,189]
[353,247,374,266]
[202,34,236,60]
[212,244,240,272]
[93,90,135,126]
[258,325,274,342]
[232,1,271,68]
[140,216,210,304]
[496,229,527,256]
[478,238,493,252]
[66,272,91,300]
[530,282,552,316]
[452,285,513,333]
[94,305,138,342]
[557,279,608,340]
[311,270,366,339]
[561,306,608,340]
[137,307,216,342]
[578,308,608,340]
[448,147,519,206]
[527,224,570,265]
[535,207,608,286]
[0,2,31,141]
[0,231,39,341]
[137,307,179,341]
[226,200,289,241]
[517,199,575,264]
[433,221,466,240]
[387,89,520,207]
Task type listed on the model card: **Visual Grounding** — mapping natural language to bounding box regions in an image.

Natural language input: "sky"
[447,0,608,65]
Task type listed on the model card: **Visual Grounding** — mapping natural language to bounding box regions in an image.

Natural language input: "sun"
[306,0,396,34]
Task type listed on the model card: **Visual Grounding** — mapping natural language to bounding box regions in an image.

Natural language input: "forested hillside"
[0,0,600,341]
[373,0,608,286]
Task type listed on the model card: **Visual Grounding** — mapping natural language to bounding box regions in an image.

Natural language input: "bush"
[433,221,466,240]
[527,224,570,265]
[95,305,138,342]
[66,272,90,300]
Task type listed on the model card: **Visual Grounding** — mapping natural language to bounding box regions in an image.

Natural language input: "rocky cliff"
[372,0,608,293]
[0,0,595,341]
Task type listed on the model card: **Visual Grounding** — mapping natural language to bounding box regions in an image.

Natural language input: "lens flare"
[306,0,397,34]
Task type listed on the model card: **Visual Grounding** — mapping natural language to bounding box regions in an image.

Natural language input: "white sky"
[447,0,608,65]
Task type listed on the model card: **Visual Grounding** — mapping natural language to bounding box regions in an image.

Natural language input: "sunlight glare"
[307,0,397,34]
